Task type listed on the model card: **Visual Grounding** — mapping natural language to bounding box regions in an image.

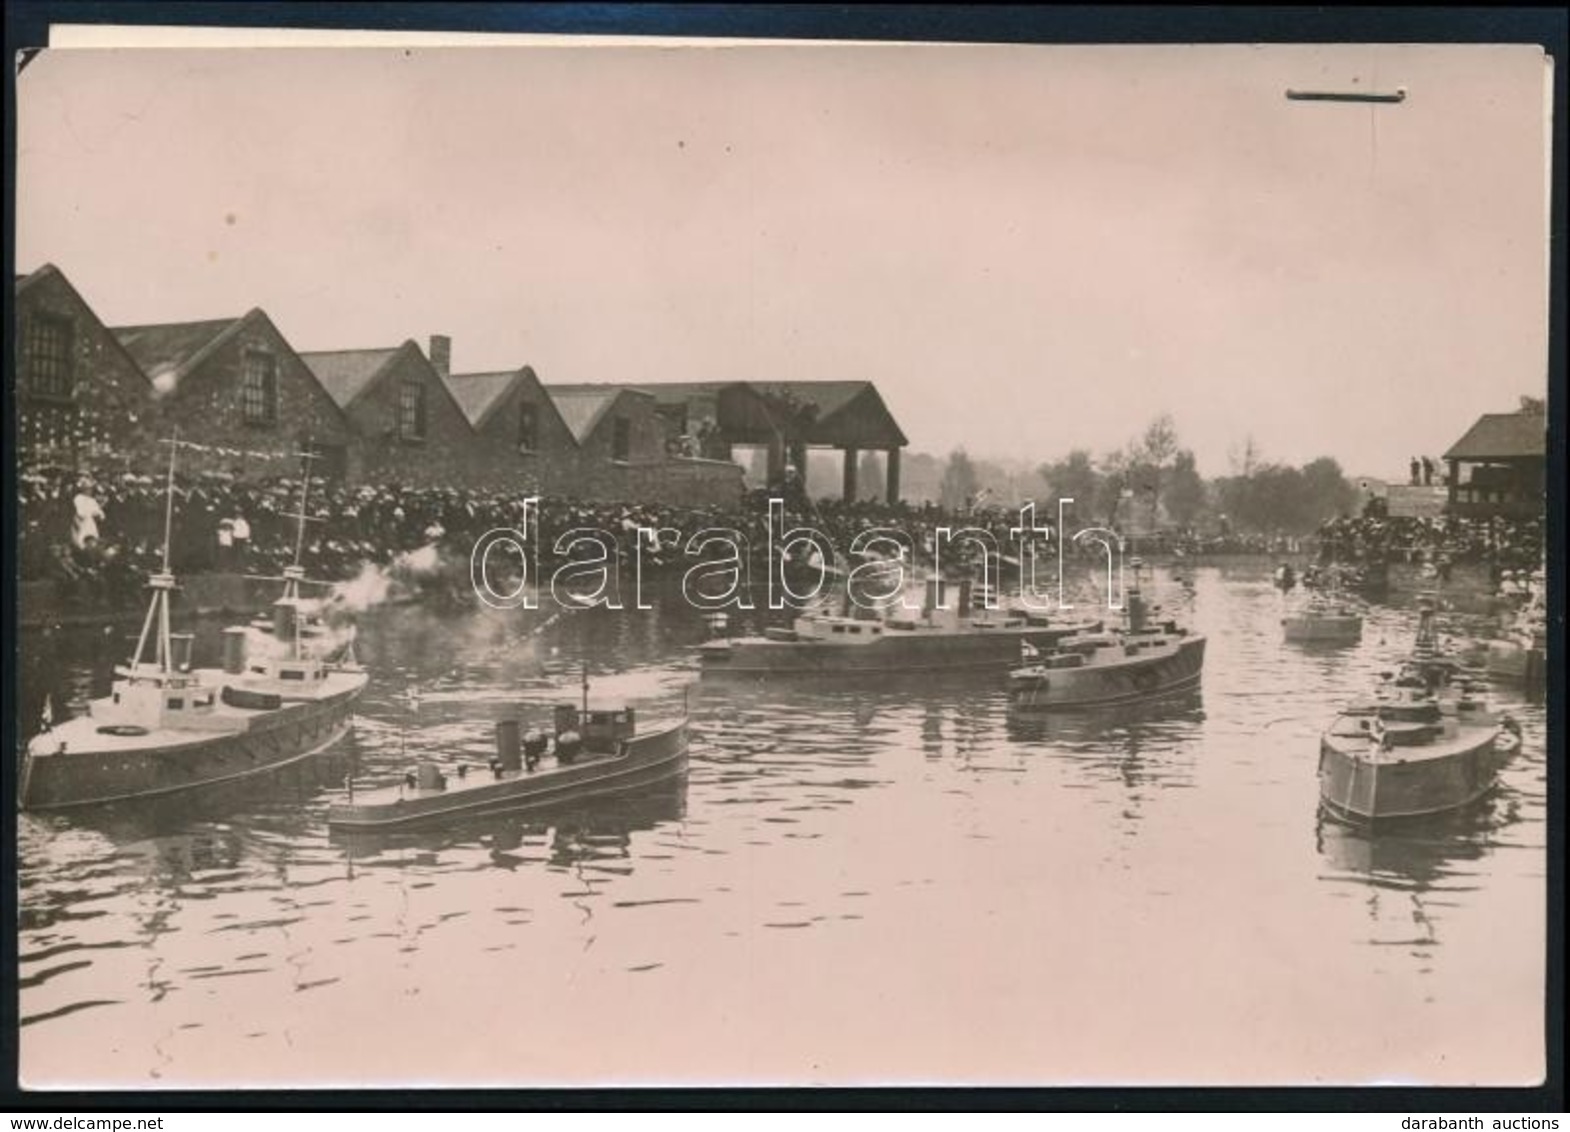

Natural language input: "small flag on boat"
[40,694,54,732]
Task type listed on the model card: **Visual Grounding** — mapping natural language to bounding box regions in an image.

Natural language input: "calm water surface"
[17,567,1547,1086]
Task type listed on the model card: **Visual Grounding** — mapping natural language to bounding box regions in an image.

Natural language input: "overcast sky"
[17,43,1551,478]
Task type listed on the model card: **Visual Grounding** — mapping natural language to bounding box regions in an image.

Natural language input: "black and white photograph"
[10,27,1556,1091]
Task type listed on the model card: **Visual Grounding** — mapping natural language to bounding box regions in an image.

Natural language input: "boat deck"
[30,667,368,756]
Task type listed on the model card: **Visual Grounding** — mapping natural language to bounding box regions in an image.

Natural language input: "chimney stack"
[428,335,451,379]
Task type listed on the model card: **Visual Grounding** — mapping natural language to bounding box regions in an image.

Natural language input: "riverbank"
[20,553,1511,629]
[21,573,279,629]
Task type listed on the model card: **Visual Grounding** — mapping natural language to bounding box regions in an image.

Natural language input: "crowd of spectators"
[21,465,1054,606]
[1315,511,1544,580]
[19,459,1545,609]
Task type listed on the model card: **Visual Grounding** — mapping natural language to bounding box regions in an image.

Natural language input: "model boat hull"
[327,721,688,831]
[1283,615,1362,643]
[1008,636,1206,710]
[700,623,1086,678]
[21,672,367,810]
[1318,726,1504,821]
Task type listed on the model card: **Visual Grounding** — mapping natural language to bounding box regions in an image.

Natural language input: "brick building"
[546,384,663,500]
[16,269,881,509]
[445,364,579,495]
[541,383,745,505]
[112,309,352,479]
[15,264,161,469]
[300,338,484,489]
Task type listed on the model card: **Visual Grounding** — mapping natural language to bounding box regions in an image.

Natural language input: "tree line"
[1002,413,1358,535]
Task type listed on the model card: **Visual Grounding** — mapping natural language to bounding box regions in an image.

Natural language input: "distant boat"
[1316,559,1389,599]
[1006,560,1205,710]
[697,577,1095,679]
[21,439,367,811]
[1283,591,1364,645]
[1318,598,1520,823]
[328,700,687,833]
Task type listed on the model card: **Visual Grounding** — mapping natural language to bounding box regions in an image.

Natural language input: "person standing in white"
[71,478,104,551]
[231,512,251,570]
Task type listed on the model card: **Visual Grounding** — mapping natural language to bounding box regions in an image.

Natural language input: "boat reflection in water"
[1316,803,1500,888]
[330,778,687,869]
[1314,800,1514,955]
[1006,688,1205,743]
[1006,690,1206,815]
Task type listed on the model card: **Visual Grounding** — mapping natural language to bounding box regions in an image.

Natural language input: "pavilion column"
[842,446,859,502]
[885,447,901,504]
[766,437,786,486]
[789,441,808,478]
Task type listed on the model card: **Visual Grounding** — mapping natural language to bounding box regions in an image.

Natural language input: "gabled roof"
[530,379,908,447]
[17,263,156,389]
[298,347,402,410]
[753,381,870,420]
[1444,412,1547,461]
[16,262,80,297]
[613,380,751,405]
[446,370,525,429]
[302,341,476,434]
[753,380,909,447]
[112,309,351,429]
[545,384,651,444]
[113,313,250,391]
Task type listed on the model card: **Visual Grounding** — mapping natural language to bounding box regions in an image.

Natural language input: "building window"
[612,416,631,462]
[399,382,427,440]
[241,351,278,425]
[518,402,539,452]
[24,313,75,401]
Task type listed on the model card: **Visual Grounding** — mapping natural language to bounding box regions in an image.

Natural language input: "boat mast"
[130,432,183,674]
[281,445,322,659]
[160,429,178,575]
[291,447,316,573]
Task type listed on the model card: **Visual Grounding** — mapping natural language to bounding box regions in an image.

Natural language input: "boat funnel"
[495,718,522,772]
[169,632,195,672]
[271,598,298,644]
[1127,588,1148,633]
[221,626,248,674]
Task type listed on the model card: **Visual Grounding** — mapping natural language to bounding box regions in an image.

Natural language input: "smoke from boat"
[323,542,448,620]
